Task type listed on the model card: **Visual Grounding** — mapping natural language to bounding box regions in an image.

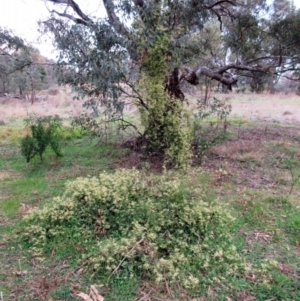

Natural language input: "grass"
[0,128,125,221]
[1,94,300,300]
[0,122,128,300]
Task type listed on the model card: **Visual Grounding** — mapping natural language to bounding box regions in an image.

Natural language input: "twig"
[165,280,174,298]
[64,256,92,281]
[108,238,144,280]
[18,259,22,272]
[137,288,154,301]
[286,156,300,198]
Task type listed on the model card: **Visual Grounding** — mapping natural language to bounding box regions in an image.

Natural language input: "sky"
[0,0,106,59]
[0,0,300,59]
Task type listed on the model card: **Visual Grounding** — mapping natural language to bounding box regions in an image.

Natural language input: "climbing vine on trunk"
[137,31,192,168]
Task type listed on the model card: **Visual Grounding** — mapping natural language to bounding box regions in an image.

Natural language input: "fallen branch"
[108,238,144,280]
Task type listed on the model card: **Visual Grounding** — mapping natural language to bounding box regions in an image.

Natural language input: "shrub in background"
[20,115,63,163]
[192,97,231,164]
[20,169,243,290]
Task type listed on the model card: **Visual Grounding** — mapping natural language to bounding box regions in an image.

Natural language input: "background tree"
[0,55,13,94]
[0,28,30,95]
[9,49,49,100]
[0,28,53,101]
[41,0,300,166]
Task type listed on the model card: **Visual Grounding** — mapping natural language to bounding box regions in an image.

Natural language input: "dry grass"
[0,171,22,181]
[202,125,300,198]
[228,92,300,124]
[0,86,85,122]
[1,88,300,125]
[210,139,263,161]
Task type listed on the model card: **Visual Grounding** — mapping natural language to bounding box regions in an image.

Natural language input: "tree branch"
[204,0,238,9]
[121,82,149,111]
[215,63,267,74]
[133,0,144,8]
[46,0,91,23]
[102,0,130,37]
[50,9,89,25]
[195,67,238,86]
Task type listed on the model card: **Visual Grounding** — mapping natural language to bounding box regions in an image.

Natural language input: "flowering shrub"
[21,169,243,288]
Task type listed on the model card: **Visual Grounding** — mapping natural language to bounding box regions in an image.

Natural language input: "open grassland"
[1,89,300,124]
[0,90,300,300]
[0,87,85,123]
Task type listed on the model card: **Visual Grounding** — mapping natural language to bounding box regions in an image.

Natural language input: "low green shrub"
[20,115,63,163]
[61,126,85,140]
[21,135,36,163]
[20,169,243,289]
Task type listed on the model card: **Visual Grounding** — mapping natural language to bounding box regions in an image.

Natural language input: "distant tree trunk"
[31,90,36,104]
[2,79,8,94]
[28,73,36,104]
[19,86,23,97]
[204,78,212,104]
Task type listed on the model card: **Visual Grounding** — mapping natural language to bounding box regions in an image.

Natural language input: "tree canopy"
[42,0,300,92]
[0,28,55,100]
[37,0,300,166]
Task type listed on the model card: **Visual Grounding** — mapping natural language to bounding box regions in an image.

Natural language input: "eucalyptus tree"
[41,0,300,166]
[0,28,27,94]
[0,55,12,94]
[0,28,49,100]
[223,0,300,92]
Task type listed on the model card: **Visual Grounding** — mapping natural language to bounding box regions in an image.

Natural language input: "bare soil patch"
[202,125,300,193]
